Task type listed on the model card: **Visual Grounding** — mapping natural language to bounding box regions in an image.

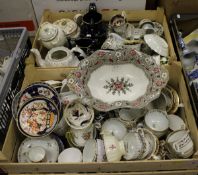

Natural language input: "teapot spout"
[31,48,46,67]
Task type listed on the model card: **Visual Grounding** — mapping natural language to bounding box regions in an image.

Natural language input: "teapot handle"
[89,3,97,12]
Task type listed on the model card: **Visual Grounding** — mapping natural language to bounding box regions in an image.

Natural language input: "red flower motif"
[153,67,160,73]
[98,51,106,57]
[130,49,136,56]
[156,80,162,86]
[75,72,81,78]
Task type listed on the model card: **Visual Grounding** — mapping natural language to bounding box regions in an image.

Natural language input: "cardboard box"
[0,59,198,173]
[0,0,38,36]
[32,0,146,23]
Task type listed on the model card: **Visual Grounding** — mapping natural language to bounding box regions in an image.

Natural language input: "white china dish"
[67,49,169,111]
[58,148,82,163]
[18,135,59,163]
[144,34,168,57]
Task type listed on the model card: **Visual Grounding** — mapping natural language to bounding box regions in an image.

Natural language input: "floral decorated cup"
[64,101,94,130]
[102,133,126,162]
[68,124,96,147]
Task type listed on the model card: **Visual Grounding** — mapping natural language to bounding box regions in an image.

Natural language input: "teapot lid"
[39,22,58,41]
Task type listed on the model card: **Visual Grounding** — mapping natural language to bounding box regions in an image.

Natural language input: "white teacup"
[144,109,169,138]
[166,130,194,158]
[102,133,125,162]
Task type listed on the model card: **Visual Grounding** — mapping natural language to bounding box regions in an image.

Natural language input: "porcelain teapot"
[31,46,80,67]
[38,22,67,49]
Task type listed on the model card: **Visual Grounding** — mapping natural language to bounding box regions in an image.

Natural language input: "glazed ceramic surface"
[18,135,59,163]
[64,101,94,129]
[38,22,67,49]
[70,124,96,147]
[58,148,82,163]
[123,131,144,160]
[53,18,77,37]
[96,139,106,162]
[144,109,169,138]
[153,22,164,36]
[31,47,80,68]
[166,130,194,158]
[17,97,59,137]
[103,133,125,162]
[101,118,127,140]
[144,34,168,57]
[18,82,61,111]
[168,114,186,131]
[83,139,97,162]
[67,49,169,111]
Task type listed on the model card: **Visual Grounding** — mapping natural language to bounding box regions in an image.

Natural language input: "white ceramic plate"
[83,139,97,162]
[144,34,168,57]
[18,135,59,163]
[67,49,169,111]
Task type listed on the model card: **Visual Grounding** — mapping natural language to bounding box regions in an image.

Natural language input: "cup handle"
[121,11,127,20]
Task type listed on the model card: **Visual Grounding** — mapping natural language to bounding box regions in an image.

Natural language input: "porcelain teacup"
[168,114,186,131]
[101,118,127,140]
[102,132,126,162]
[166,130,194,158]
[123,130,144,160]
[68,124,96,147]
[64,101,94,130]
[144,109,169,138]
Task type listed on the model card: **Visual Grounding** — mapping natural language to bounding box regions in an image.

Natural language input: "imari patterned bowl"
[16,97,59,138]
[67,49,169,111]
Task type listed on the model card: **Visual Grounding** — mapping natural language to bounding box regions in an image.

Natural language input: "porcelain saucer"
[18,135,59,163]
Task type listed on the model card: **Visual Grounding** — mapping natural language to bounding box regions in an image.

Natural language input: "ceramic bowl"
[103,133,125,162]
[168,114,186,131]
[17,97,59,137]
[18,135,60,163]
[58,148,82,163]
[64,101,94,130]
[144,34,168,57]
[166,130,194,158]
[144,109,169,138]
[123,131,144,160]
[101,118,127,140]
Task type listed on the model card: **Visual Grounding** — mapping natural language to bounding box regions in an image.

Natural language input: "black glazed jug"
[77,3,107,55]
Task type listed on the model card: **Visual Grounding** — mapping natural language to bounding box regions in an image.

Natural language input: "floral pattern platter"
[67,49,169,111]
[17,97,59,137]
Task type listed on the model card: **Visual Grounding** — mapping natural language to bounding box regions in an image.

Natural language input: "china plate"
[67,49,169,111]
[144,34,168,57]
[18,82,61,111]
[17,97,59,137]
[18,135,59,163]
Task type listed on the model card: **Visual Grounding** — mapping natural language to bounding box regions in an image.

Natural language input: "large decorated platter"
[67,49,169,111]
